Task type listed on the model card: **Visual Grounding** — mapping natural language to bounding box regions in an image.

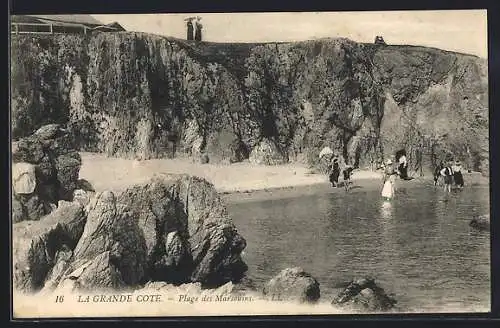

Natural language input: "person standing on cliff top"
[186,18,194,40]
[195,17,203,41]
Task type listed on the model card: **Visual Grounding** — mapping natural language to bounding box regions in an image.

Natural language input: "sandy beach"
[78,152,488,203]
[78,152,381,193]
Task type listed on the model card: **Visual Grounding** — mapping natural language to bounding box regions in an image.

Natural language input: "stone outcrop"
[117,174,248,287]
[263,267,320,303]
[11,124,83,222]
[53,191,148,292]
[13,201,87,293]
[470,214,490,232]
[13,174,248,294]
[11,34,488,173]
[249,138,288,166]
[332,277,397,312]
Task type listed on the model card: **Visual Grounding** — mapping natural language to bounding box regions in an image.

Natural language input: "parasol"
[319,146,334,159]
[395,149,406,161]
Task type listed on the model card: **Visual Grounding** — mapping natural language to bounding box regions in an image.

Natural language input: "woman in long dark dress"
[452,160,464,189]
[433,161,444,186]
[195,18,203,41]
[329,158,340,187]
[396,150,409,180]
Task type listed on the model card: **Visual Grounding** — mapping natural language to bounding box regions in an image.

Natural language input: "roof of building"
[11,15,126,31]
[27,15,104,26]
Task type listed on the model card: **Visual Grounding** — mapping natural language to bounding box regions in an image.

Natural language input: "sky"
[92,10,488,58]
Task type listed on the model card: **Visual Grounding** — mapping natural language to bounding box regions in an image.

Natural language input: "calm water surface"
[226,181,490,312]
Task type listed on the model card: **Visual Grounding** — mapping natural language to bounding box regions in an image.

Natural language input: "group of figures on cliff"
[185,16,203,41]
[324,147,466,199]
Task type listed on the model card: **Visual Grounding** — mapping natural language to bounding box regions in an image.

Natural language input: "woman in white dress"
[381,159,397,200]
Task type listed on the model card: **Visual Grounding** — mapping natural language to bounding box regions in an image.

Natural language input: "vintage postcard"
[10,10,490,318]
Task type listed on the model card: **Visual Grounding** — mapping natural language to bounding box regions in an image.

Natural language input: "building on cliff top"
[10,15,125,35]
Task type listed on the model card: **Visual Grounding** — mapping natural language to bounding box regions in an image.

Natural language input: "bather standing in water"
[381,159,397,200]
[451,160,464,189]
[440,162,454,193]
[433,161,444,186]
[329,157,340,187]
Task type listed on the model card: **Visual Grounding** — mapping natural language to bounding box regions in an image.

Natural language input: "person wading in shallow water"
[329,157,340,187]
[342,165,355,192]
[433,161,445,186]
[381,159,397,200]
[440,162,454,193]
[451,160,464,189]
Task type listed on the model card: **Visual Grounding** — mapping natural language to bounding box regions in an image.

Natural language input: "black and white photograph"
[10,10,490,317]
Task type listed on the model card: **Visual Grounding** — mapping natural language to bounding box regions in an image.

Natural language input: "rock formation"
[263,267,320,303]
[13,201,87,293]
[332,277,397,312]
[13,174,248,294]
[249,138,288,165]
[470,214,490,232]
[12,124,82,222]
[11,34,488,174]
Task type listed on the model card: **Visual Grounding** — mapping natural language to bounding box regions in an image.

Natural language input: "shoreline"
[78,152,489,203]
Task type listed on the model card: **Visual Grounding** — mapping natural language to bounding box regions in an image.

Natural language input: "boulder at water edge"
[263,267,320,303]
[11,124,83,222]
[332,277,397,312]
[470,215,490,232]
[118,174,248,287]
[13,174,248,294]
[249,138,288,165]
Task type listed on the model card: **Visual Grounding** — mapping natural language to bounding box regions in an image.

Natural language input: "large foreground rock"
[118,174,248,287]
[13,201,87,293]
[11,124,83,222]
[13,174,248,293]
[470,215,490,232]
[262,267,320,303]
[54,191,148,292]
[332,277,397,312]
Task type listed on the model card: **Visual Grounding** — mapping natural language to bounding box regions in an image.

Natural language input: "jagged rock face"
[118,174,248,287]
[332,277,397,312]
[13,201,87,293]
[13,174,247,294]
[11,34,488,172]
[11,124,83,222]
[249,138,288,165]
[263,267,320,303]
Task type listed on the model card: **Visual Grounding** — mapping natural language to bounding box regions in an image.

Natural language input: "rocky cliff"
[10,33,489,174]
